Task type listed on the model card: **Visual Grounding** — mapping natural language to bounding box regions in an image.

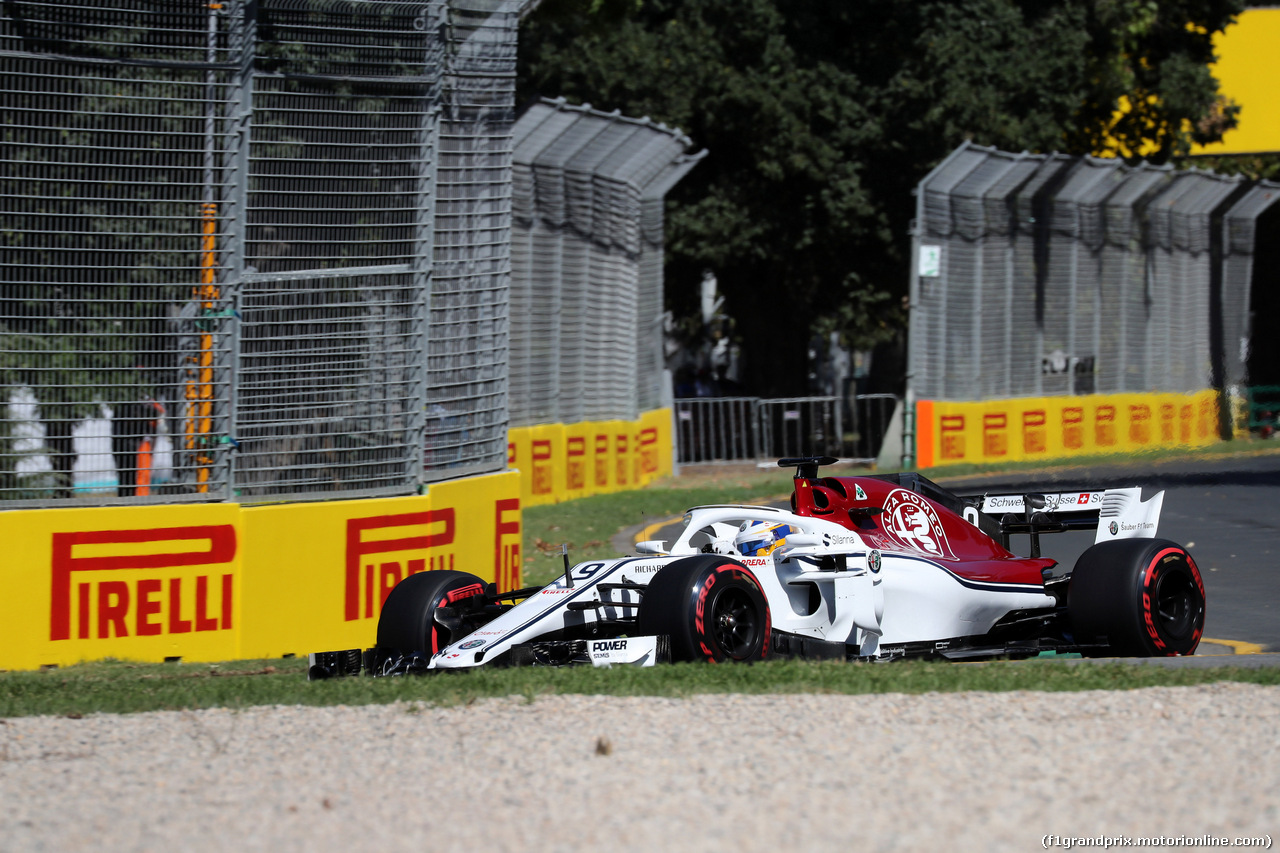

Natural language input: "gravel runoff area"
[2,684,1277,852]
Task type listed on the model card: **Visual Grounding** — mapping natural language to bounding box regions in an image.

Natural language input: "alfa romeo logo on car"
[881,488,957,560]
[1109,521,1119,535]
[867,550,882,573]
[459,639,486,650]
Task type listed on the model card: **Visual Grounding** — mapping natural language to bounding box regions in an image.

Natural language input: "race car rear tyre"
[376,570,487,655]
[636,556,771,663]
[1067,538,1205,657]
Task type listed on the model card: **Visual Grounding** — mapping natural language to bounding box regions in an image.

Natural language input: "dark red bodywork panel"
[790,476,1054,587]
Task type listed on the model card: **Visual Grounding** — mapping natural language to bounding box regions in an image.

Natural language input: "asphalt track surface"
[625,451,1280,660]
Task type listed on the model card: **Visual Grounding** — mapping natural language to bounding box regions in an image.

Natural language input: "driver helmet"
[734,520,796,557]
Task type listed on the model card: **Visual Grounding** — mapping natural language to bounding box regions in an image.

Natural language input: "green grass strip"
[1,656,1276,719]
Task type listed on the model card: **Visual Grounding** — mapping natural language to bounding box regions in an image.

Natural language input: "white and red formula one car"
[309,457,1205,678]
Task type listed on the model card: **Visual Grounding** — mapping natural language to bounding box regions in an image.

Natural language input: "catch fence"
[908,142,1267,406]
[508,98,704,426]
[7,0,705,507]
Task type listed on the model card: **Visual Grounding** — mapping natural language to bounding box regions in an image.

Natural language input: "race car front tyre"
[376,569,487,655]
[636,556,771,663]
[1067,538,1205,657]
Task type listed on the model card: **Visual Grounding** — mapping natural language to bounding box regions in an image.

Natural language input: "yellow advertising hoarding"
[0,471,521,670]
[1190,8,1280,156]
[0,503,244,670]
[562,420,596,501]
[915,391,1219,468]
[636,407,672,486]
[506,409,673,505]
[1,409,673,670]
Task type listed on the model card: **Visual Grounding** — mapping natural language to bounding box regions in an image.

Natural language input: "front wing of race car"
[310,634,671,679]
[309,553,686,679]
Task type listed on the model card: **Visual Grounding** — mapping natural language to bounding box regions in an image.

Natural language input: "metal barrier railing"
[847,393,900,464]
[674,397,760,464]
[757,397,843,461]
[675,394,901,466]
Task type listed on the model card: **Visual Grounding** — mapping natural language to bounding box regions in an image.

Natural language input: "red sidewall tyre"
[1068,538,1205,656]
[637,556,772,663]
[376,569,486,654]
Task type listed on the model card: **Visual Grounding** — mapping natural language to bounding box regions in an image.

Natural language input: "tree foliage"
[518,0,1244,395]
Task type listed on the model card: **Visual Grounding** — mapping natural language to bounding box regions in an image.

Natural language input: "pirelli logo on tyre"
[49,525,237,642]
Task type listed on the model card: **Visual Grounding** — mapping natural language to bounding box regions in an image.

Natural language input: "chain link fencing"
[909,142,1265,407]
[0,0,539,505]
[509,98,704,426]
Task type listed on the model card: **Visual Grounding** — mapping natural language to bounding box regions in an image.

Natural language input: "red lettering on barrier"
[1062,406,1084,450]
[615,434,630,486]
[1160,403,1176,442]
[195,575,218,632]
[940,415,966,460]
[594,434,610,487]
[380,562,401,611]
[566,437,586,490]
[532,439,553,495]
[494,498,521,592]
[50,525,236,642]
[136,578,162,637]
[78,583,90,640]
[1198,397,1214,438]
[169,579,192,634]
[1022,410,1047,454]
[98,581,129,639]
[982,413,1008,457]
[222,573,232,630]
[638,427,658,475]
[1129,404,1152,444]
[345,511,456,621]
[1095,405,1116,447]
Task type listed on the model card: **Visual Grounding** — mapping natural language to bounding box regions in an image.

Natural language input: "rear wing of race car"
[963,486,1165,556]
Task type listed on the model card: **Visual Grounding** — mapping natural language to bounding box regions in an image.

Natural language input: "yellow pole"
[185,201,219,493]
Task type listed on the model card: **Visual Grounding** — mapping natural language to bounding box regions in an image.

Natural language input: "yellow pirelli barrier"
[915,391,1220,468]
[1,503,244,671]
[589,421,618,495]
[506,408,674,506]
[562,420,595,502]
[0,409,673,669]
[0,471,521,671]
[636,407,673,486]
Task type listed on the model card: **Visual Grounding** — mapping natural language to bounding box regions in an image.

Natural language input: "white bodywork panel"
[1093,488,1165,543]
[976,487,1165,543]
[429,502,1060,668]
